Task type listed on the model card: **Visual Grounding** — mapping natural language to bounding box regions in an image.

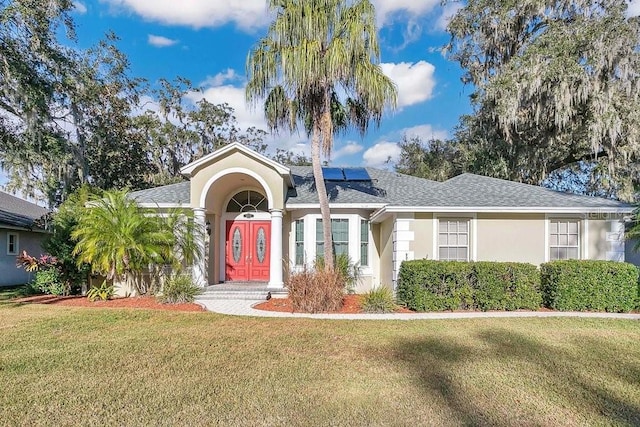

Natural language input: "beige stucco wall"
[376,216,394,289]
[587,218,609,260]
[410,213,434,260]
[476,213,546,264]
[189,150,287,211]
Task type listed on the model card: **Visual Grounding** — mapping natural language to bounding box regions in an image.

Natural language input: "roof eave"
[370,205,634,223]
[285,203,386,210]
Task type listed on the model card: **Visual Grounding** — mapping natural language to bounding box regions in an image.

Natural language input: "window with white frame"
[360,219,369,267]
[294,219,304,265]
[7,232,18,255]
[549,219,580,260]
[438,219,469,261]
[316,218,349,258]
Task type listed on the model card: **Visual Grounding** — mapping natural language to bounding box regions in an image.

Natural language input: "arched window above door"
[227,190,268,212]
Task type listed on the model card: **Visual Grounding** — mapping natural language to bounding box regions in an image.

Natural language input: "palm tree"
[72,190,201,294]
[246,0,396,271]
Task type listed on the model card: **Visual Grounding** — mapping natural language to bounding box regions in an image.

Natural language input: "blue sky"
[5,0,640,189]
[68,0,474,168]
[1,1,476,188]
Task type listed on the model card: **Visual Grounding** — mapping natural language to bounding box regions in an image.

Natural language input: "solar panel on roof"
[322,167,345,181]
[343,167,371,181]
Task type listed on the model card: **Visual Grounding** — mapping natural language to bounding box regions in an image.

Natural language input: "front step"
[196,285,288,301]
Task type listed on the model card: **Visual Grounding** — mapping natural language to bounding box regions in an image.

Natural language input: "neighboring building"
[130,142,635,294]
[0,191,49,286]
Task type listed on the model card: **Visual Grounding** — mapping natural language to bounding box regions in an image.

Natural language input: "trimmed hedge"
[473,262,542,311]
[397,260,541,312]
[540,260,639,312]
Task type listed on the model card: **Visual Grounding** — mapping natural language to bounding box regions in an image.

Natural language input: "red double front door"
[225,220,271,282]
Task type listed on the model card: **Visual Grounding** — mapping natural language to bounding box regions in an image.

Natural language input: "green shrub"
[473,262,542,311]
[540,260,638,312]
[361,286,397,313]
[288,268,345,313]
[159,274,201,304]
[396,260,474,311]
[33,268,66,296]
[397,260,541,312]
[87,281,115,301]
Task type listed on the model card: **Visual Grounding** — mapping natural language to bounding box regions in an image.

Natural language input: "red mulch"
[12,295,205,312]
[254,294,414,314]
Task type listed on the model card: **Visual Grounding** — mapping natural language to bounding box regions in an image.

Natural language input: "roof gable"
[180,142,293,185]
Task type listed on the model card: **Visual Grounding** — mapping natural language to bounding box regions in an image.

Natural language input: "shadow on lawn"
[388,327,640,426]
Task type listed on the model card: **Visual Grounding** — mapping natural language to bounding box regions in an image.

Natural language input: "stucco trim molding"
[180,142,293,186]
[199,167,276,210]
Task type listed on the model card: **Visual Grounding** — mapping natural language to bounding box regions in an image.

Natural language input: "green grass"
[0,284,31,301]
[1,303,639,426]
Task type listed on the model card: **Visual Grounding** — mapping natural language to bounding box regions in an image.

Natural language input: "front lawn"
[1,303,639,425]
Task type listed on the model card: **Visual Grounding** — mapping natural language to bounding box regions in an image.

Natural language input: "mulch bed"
[254,294,414,314]
[11,295,205,312]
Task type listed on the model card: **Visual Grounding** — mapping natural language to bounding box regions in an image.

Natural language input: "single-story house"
[0,191,49,286]
[130,142,636,294]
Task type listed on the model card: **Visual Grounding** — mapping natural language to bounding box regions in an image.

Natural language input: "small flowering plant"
[16,251,59,272]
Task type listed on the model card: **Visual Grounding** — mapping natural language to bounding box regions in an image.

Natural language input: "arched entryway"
[224,190,271,282]
[181,142,291,289]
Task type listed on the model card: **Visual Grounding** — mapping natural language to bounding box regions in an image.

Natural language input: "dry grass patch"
[0,303,639,426]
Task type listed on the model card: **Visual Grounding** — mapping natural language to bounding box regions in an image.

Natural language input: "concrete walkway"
[196,298,640,320]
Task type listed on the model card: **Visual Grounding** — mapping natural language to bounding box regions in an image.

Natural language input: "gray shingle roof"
[130,181,191,205]
[128,169,631,210]
[431,173,628,209]
[0,191,49,229]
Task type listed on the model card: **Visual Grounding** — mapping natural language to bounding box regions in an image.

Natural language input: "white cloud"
[201,69,241,87]
[332,141,364,160]
[186,71,309,153]
[362,141,401,167]
[147,34,179,47]
[102,0,454,35]
[436,3,462,31]
[381,61,436,108]
[372,0,440,26]
[100,0,269,30]
[73,1,87,14]
[402,124,448,141]
[188,84,264,131]
[627,0,640,17]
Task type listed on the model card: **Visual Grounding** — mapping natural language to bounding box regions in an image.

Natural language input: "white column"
[268,209,284,288]
[193,208,207,287]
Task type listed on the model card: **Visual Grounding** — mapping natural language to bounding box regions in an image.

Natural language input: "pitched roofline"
[137,203,191,209]
[180,142,294,186]
[0,223,50,233]
[285,203,386,210]
[370,205,634,223]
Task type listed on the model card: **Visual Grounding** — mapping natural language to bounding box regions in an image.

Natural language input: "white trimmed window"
[316,219,349,258]
[360,220,369,267]
[7,232,18,255]
[294,219,304,266]
[549,219,580,260]
[438,219,469,261]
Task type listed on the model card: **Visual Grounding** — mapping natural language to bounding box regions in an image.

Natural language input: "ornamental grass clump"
[159,274,201,304]
[361,286,397,313]
[287,268,345,313]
